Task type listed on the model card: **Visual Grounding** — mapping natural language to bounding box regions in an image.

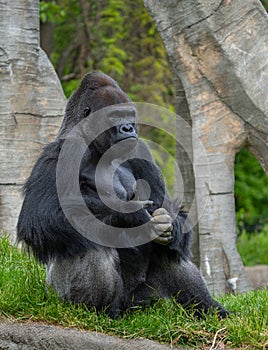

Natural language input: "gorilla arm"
[17,141,95,263]
[128,153,192,259]
[18,141,157,262]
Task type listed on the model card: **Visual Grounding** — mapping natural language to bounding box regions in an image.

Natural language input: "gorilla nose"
[119,123,135,134]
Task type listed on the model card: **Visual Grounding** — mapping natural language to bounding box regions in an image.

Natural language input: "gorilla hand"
[118,199,153,213]
[149,208,173,245]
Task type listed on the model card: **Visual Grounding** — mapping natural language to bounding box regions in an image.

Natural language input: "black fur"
[17,72,228,318]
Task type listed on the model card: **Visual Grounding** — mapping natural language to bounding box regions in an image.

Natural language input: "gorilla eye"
[84,107,91,117]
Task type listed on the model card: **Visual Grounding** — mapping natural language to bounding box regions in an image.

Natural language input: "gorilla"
[17,71,228,318]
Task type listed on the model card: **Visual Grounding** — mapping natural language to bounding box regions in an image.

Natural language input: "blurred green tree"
[40,0,173,106]
[235,148,268,232]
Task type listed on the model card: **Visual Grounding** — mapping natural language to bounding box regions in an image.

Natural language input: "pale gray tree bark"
[0,0,66,239]
[144,0,268,295]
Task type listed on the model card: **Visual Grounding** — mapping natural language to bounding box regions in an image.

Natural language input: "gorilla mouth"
[117,135,138,143]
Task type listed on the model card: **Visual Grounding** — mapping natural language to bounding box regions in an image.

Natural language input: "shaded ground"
[0,321,185,350]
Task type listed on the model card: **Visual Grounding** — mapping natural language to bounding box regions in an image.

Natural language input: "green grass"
[0,236,267,349]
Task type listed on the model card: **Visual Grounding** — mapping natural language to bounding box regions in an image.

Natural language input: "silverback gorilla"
[17,72,228,318]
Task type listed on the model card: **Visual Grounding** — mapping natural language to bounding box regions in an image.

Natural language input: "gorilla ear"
[84,107,91,117]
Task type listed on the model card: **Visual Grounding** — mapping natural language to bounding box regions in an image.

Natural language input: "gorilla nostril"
[119,124,134,134]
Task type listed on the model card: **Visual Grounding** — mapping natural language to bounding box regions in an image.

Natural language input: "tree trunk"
[0,0,66,240]
[144,0,268,295]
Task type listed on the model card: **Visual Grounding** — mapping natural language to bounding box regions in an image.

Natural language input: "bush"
[235,148,268,232]
[237,226,268,266]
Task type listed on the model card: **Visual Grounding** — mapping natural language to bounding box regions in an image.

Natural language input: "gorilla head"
[58,72,138,155]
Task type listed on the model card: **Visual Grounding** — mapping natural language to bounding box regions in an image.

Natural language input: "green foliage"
[61,79,80,99]
[235,148,268,232]
[237,226,268,266]
[40,1,65,23]
[261,0,268,10]
[41,0,173,106]
[1,236,268,349]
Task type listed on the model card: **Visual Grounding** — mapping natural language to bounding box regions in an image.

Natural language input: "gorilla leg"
[133,255,228,318]
[167,259,229,317]
[46,247,123,317]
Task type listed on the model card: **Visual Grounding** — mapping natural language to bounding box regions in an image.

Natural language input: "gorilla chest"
[80,161,136,201]
[113,166,136,201]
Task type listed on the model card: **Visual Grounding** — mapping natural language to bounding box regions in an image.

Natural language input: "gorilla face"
[106,105,137,143]
[85,102,138,156]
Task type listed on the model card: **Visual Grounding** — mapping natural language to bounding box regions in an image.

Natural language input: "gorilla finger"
[153,235,174,245]
[159,231,171,237]
[152,208,168,217]
[151,214,172,224]
[142,200,154,208]
[154,223,173,233]
[123,200,153,211]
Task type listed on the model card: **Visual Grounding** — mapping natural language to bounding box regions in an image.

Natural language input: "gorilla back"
[17,71,228,318]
